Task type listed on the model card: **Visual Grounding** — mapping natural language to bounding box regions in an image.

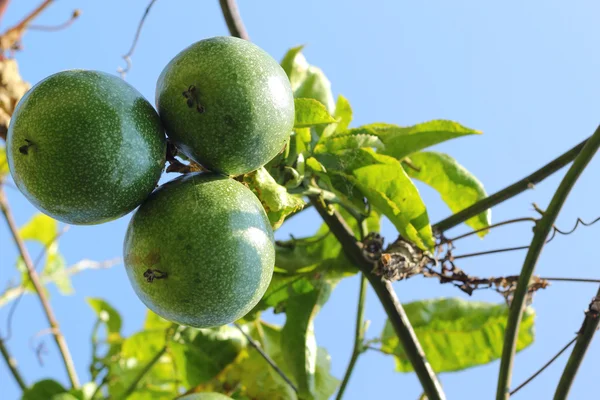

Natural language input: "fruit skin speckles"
[7,69,166,225]
[156,36,294,176]
[123,172,275,329]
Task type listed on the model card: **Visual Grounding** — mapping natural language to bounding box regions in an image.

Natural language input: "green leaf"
[281,280,332,399]
[314,132,385,154]
[314,348,340,400]
[44,251,72,295]
[295,69,335,114]
[281,45,306,89]
[87,298,122,336]
[281,47,335,113]
[108,330,177,400]
[315,148,434,250]
[379,298,535,373]
[358,120,481,160]
[243,167,305,229]
[144,310,172,331]
[64,382,98,400]
[333,95,352,134]
[170,325,246,387]
[405,152,491,236]
[196,322,338,400]
[20,213,58,247]
[319,95,354,140]
[0,144,9,177]
[22,379,67,400]
[294,98,337,128]
[18,213,73,294]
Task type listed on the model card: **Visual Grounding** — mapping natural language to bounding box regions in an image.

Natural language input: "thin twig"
[496,125,600,400]
[0,0,10,26]
[118,0,158,78]
[119,323,179,399]
[553,287,600,399]
[444,217,537,243]
[3,225,70,341]
[544,277,600,284]
[233,322,298,393]
[29,9,80,31]
[433,137,589,234]
[510,337,577,396]
[335,274,368,400]
[218,0,249,40]
[0,0,55,53]
[451,245,530,260]
[119,346,167,399]
[0,187,80,388]
[310,197,446,400]
[0,337,27,391]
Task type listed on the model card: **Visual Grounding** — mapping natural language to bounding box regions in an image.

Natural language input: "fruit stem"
[335,273,368,400]
[0,186,80,389]
[309,195,446,400]
[496,124,600,400]
[432,136,590,235]
[0,336,27,391]
[218,0,249,40]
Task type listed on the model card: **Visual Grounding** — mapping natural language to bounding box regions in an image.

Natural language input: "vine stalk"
[0,186,80,388]
[496,124,600,400]
[433,137,589,234]
[553,287,600,399]
[310,197,446,400]
[0,337,26,391]
[335,274,368,400]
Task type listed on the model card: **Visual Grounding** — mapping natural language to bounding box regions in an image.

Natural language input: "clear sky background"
[1,1,599,399]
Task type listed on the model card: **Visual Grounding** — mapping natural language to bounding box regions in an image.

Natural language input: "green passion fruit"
[123,173,275,328]
[155,36,294,176]
[7,70,166,225]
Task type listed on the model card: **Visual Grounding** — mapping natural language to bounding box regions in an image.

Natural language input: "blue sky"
[1,1,599,399]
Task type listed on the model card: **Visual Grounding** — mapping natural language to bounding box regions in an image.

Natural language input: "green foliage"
[17,213,72,295]
[170,325,246,387]
[361,120,481,160]
[378,298,535,373]
[315,148,434,250]
[281,47,335,113]
[281,280,331,399]
[0,144,8,177]
[405,152,491,235]
[22,380,68,400]
[196,321,339,400]
[294,98,337,128]
[314,132,385,154]
[11,41,528,400]
[242,167,305,229]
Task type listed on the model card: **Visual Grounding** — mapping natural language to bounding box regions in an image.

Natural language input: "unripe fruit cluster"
[6,36,295,328]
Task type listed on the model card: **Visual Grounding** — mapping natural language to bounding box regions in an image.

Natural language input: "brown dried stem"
[0,187,80,388]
